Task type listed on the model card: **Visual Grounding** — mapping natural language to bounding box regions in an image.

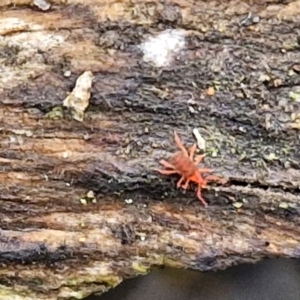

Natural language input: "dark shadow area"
[88,259,300,300]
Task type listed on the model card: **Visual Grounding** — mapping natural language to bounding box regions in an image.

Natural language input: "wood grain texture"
[0,0,300,299]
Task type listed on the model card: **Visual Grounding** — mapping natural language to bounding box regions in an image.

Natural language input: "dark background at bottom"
[87,259,300,300]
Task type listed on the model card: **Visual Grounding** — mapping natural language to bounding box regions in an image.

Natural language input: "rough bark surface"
[0,0,300,299]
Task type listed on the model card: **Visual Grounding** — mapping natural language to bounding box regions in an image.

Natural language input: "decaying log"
[0,0,300,299]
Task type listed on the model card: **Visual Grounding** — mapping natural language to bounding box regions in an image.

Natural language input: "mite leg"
[157,169,178,175]
[189,143,197,160]
[181,178,191,190]
[196,185,208,207]
[176,176,185,188]
[198,168,213,173]
[174,131,189,157]
[159,160,176,169]
[194,154,206,165]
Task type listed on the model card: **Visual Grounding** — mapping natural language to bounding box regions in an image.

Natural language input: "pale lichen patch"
[0,28,66,90]
[63,71,94,122]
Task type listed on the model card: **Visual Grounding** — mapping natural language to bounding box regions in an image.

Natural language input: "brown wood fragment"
[0,0,300,299]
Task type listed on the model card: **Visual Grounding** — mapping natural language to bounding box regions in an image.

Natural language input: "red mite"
[157,132,226,206]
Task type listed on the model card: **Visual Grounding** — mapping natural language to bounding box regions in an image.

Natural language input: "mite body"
[157,132,226,206]
[171,152,198,178]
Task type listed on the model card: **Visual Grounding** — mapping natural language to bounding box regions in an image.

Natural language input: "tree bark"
[0,0,300,299]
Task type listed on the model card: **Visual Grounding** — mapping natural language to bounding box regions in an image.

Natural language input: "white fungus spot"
[139,29,186,67]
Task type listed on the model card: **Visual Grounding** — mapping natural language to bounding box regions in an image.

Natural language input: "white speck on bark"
[193,128,206,150]
[139,29,186,67]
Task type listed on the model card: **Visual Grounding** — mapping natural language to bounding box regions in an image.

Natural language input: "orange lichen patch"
[2,136,104,159]
[0,0,31,7]
[29,209,137,229]
[157,132,226,206]
[56,41,124,73]
[2,228,123,252]
[1,10,83,32]
[93,2,131,22]
[1,0,131,23]
[275,1,300,19]
[6,137,87,152]
[0,172,43,184]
